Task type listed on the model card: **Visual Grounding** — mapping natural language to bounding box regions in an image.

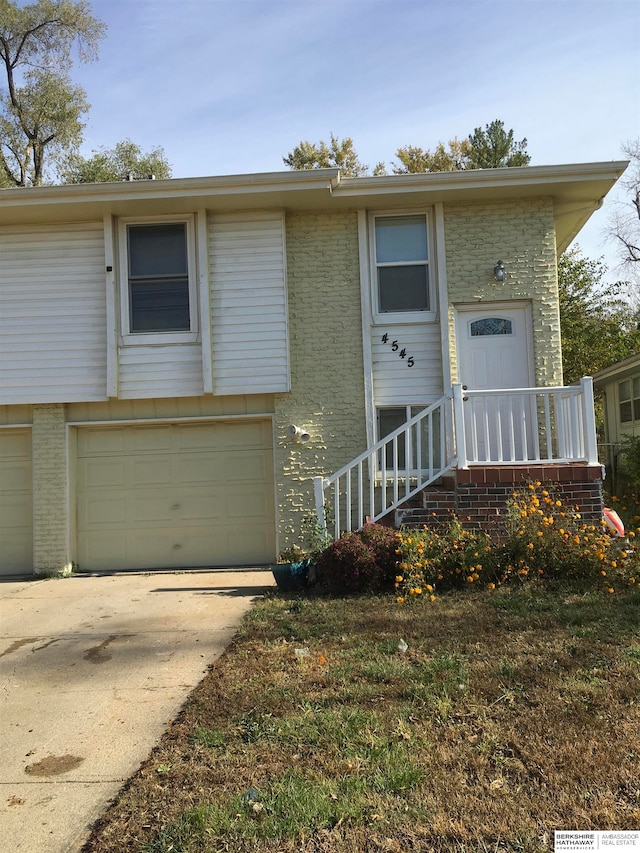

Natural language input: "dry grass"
[82,585,640,853]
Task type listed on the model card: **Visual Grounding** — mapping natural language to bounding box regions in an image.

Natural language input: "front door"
[455,304,534,461]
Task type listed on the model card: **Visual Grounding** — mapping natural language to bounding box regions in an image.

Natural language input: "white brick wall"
[444,198,562,386]
[274,211,367,548]
[32,404,70,574]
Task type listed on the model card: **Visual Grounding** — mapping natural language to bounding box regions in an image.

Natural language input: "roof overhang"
[593,353,640,387]
[0,161,628,253]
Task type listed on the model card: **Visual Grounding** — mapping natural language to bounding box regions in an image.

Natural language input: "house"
[0,161,627,577]
[593,353,640,491]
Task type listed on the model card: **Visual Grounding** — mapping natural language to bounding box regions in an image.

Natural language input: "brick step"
[394,482,456,528]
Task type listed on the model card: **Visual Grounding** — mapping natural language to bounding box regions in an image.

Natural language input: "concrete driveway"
[0,570,274,853]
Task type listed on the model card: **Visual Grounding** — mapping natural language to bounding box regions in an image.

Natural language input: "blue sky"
[77,0,639,274]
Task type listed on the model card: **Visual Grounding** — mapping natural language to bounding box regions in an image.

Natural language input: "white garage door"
[76,420,276,571]
[0,429,33,576]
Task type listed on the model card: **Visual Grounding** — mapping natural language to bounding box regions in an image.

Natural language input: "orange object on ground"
[603,507,625,537]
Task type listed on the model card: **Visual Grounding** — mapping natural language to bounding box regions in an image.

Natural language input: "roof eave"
[592,353,640,386]
[0,162,628,242]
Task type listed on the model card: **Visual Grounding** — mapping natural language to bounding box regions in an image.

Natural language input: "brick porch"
[392,464,604,532]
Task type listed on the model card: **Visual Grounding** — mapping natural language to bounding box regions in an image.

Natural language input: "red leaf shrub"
[314,524,399,593]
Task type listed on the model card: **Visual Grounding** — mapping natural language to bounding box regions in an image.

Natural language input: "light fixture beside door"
[494,260,506,282]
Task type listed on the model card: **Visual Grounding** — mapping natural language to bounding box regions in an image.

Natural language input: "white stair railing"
[314,395,454,539]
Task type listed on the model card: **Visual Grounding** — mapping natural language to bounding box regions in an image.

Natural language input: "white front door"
[455,304,534,461]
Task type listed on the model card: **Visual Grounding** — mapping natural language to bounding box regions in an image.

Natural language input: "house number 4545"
[381,333,414,367]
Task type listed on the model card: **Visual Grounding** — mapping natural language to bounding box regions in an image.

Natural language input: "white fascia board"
[0,168,340,205]
[0,162,628,237]
[592,353,640,386]
[0,169,341,225]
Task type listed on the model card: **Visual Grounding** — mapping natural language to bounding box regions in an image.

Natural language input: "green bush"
[618,435,640,491]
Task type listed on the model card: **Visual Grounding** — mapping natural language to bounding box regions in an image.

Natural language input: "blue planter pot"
[271,559,310,591]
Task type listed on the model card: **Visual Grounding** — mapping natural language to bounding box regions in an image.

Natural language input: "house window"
[373,214,431,318]
[119,217,197,342]
[377,405,441,470]
[619,377,640,423]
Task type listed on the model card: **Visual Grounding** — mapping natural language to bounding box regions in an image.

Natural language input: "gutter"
[332,161,629,198]
[0,168,342,211]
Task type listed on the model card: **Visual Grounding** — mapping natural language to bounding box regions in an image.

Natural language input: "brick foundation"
[394,465,604,533]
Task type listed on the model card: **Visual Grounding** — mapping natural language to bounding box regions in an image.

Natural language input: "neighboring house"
[593,353,640,489]
[0,161,627,576]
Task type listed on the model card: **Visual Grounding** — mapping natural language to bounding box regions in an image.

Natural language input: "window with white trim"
[119,217,198,343]
[371,213,434,322]
[377,405,442,470]
[619,376,640,424]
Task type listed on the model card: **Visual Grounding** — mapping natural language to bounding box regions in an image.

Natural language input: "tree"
[62,139,172,183]
[558,247,640,385]
[283,120,530,177]
[394,120,530,174]
[465,119,530,169]
[0,0,105,186]
[609,139,640,271]
[394,138,472,174]
[283,133,369,177]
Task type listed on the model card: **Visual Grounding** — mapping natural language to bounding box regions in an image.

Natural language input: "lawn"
[82,583,640,853]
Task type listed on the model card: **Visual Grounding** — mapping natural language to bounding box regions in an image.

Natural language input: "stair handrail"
[314,394,455,539]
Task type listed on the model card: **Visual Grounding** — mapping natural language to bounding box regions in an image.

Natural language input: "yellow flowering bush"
[502,484,639,591]
[395,519,502,601]
[395,485,639,602]
[609,492,640,532]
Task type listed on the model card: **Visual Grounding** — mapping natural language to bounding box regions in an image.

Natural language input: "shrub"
[395,520,502,601]
[608,492,640,531]
[395,483,639,602]
[314,524,399,593]
[502,483,638,591]
[618,436,640,492]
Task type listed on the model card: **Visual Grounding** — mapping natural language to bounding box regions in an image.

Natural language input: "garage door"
[0,429,33,576]
[76,420,275,571]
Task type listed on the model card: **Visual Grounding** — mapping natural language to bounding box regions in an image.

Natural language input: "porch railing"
[453,377,598,467]
[315,377,599,539]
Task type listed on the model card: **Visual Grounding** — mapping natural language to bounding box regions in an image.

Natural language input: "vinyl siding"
[371,322,443,406]
[117,343,204,399]
[209,211,289,395]
[0,223,107,404]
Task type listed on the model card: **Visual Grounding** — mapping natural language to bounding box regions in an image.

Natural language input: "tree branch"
[11,19,66,70]
[0,146,19,186]
[614,233,640,262]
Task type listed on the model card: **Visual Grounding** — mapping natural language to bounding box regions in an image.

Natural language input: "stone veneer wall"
[32,404,70,574]
[444,197,562,386]
[274,210,367,549]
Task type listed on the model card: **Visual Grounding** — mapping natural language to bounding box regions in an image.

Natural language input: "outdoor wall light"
[287,425,311,443]
[494,260,506,282]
